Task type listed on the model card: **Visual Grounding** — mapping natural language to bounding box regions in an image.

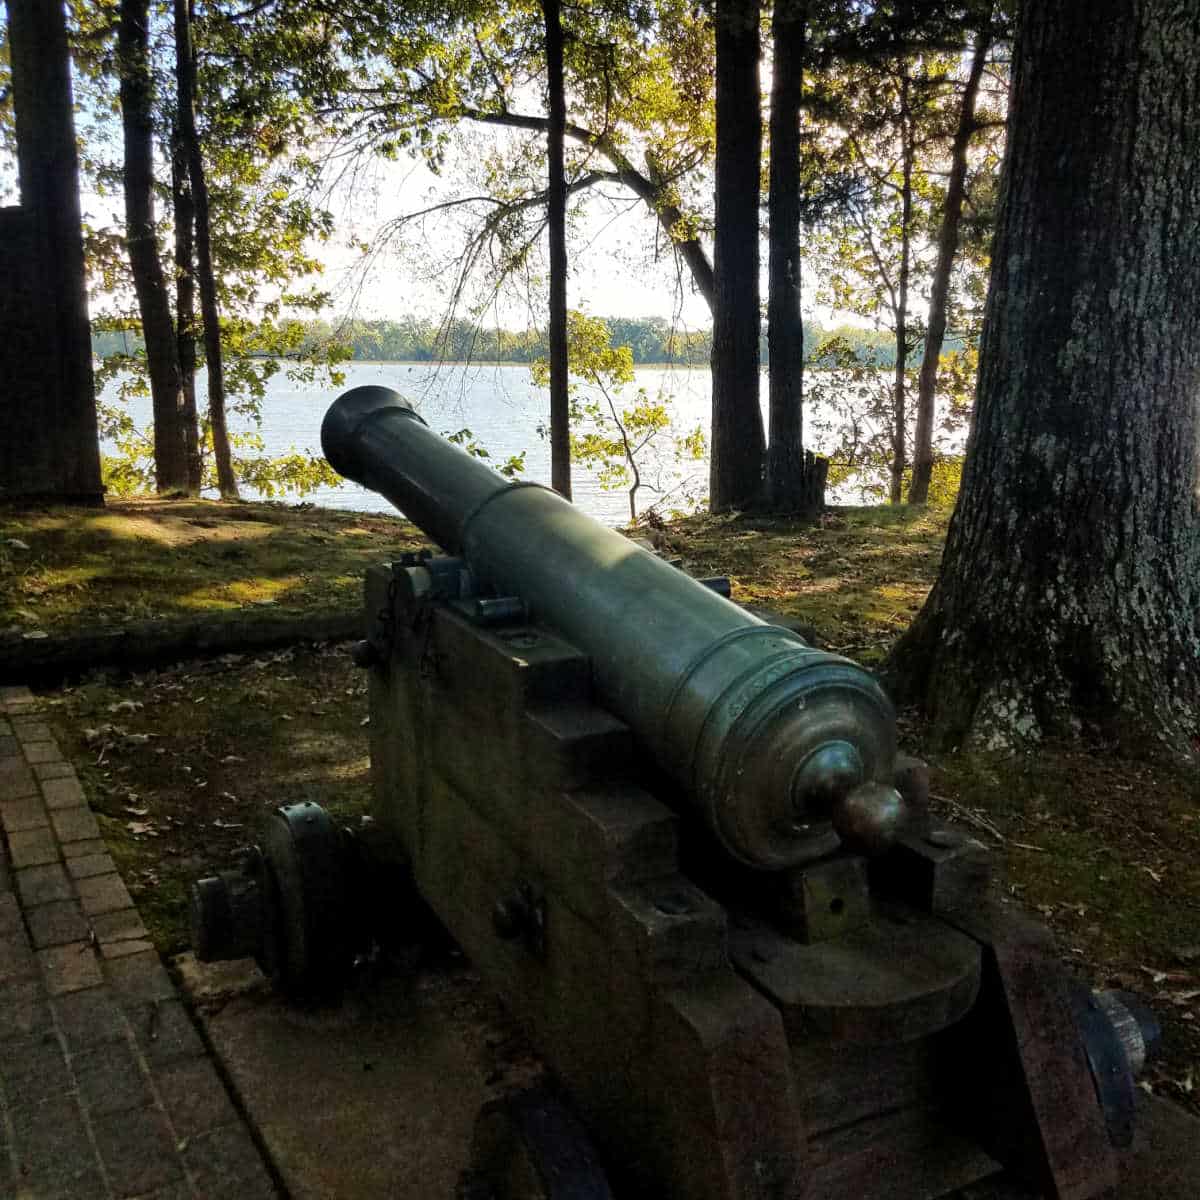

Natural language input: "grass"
[660,502,949,662]
[0,498,426,634]
[25,493,1200,1115]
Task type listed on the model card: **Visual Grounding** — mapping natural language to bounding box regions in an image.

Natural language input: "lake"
[99,361,919,525]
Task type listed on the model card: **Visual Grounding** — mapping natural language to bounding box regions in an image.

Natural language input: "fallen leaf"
[6,538,30,550]
[123,805,149,817]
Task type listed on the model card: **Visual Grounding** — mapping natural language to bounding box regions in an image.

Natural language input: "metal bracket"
[491,880,546,960]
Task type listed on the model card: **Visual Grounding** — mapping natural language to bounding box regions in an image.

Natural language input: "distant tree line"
[93,316,947,369]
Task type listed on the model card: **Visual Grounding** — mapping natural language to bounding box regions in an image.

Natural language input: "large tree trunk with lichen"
[710,0,765,512]
[887,1,1200,758]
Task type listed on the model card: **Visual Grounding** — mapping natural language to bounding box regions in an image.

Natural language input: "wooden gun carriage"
[192,386,1155,1200]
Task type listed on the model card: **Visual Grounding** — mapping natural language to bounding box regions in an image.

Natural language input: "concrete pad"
[182,954,525,1200]
[183,953,1200,1200]
[1116,1094,1200,1198]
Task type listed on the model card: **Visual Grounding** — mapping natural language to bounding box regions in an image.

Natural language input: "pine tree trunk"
[174,0,237,500]
[710,0,765,513]
[766,0,822,515]
[117,0,190,495]
[908,29,990,505]
[887,0,1200,759]
[889,75,912,506]
[171,124,202,495]
[1,0,103,505]
[542,0,571,500]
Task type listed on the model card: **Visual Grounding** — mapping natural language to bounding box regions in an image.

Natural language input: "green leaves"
[533,309,705,522]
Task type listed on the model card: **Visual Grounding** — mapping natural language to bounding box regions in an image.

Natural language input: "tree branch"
[461,108,714,309]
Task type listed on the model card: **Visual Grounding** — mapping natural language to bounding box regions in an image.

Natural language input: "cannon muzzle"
[322,385,907,869]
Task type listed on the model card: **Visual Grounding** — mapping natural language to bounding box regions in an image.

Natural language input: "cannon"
[192,386,1157,1200]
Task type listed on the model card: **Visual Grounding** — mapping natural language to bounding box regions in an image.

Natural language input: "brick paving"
[0,685,278,1199]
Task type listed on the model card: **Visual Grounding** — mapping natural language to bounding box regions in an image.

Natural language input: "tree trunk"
[175,0,238,500]
[766,0,821,514]
[171,122,202,495]
[887,0,1200,760]
[0,0,103,505]
[117,0,190,495]
[710,0,765,513]
[541,0,571,500]
[889,73,913,506]
[908,28,991,505]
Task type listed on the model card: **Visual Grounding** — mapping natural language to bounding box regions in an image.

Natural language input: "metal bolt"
[492,897,528,940]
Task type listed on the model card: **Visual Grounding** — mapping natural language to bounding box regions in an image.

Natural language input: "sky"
[311,131,720,332]
[0,64,855,338]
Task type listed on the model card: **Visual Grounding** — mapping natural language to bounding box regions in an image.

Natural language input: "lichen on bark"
[887,0,1200,762]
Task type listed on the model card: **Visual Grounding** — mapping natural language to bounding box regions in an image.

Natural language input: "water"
[99,360,959,524]
[101,360,721,525]
[275,360,716,525]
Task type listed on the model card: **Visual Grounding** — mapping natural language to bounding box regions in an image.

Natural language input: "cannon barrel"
[322,385,904,869]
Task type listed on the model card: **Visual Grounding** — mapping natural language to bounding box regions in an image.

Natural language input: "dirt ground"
[31,500,1200,1119]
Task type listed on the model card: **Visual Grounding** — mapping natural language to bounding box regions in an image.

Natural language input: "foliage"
[446,427,526,479]
[806,335,971,502]
[532,311,704,521]
[66,0,352,500]
[94,315,912,367]
[92,334,346,500]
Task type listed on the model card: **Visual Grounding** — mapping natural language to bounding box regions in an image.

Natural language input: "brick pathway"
[0,685,278,1199]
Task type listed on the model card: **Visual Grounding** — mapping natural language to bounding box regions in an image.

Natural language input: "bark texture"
[542,0,571,500]
[171,124,202,495]
[175,0,238,500]
[0,0,102,505]
[908,28,990,505]
[118,0,190,494]
[888,1,1200,758]
[888,73,913,506]
[710,0,766,512]
[767,0,824,515]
